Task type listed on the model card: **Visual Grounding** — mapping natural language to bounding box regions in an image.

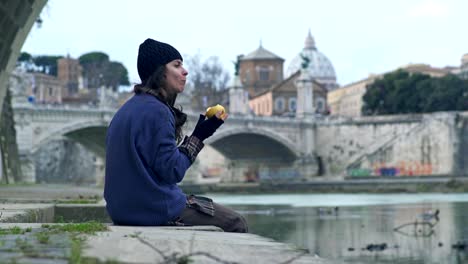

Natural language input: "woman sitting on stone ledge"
[104,38,248,233]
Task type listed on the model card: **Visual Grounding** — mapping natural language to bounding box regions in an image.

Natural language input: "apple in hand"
[205,104,226,119]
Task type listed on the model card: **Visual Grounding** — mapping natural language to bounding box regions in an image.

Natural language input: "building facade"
[327,64,453,117]
[57,56,83,97]
[12,54,121,107]
[238,43,284,98]
[327,76,378,117]
[401,63,453,78]
[249,71,328,116]
[29,72,62,104]
[458,53,468,80]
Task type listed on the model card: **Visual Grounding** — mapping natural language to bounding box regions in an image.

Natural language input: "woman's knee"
[228,212,249,233]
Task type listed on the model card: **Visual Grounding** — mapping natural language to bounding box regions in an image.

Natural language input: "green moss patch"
[42,221,108,234]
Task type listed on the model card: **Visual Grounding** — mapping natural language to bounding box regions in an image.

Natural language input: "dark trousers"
[178,202,248,233]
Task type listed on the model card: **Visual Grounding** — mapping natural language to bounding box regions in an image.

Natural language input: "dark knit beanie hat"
[137,38,183,82]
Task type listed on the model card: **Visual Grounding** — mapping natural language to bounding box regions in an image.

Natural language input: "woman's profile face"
[165,59,188,93]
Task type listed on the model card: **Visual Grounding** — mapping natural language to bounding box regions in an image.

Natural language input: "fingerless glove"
[191,114,224,142]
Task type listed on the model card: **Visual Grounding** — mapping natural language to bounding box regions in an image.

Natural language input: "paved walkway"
[0,184,103,203]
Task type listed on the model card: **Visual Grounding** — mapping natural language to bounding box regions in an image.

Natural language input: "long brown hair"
[134,65,187,143]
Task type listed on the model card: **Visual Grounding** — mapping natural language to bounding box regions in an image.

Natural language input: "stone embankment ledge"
[83,225,334,263]
[181,176,468,194]
[0,221,335,263]
[0,185,340,264]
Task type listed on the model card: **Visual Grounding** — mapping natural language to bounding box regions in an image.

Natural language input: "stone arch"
[31,120,108,154]
[206,126,299,161]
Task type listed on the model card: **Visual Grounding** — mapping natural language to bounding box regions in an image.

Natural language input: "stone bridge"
[13,103,317,183]
[13,102,468,183]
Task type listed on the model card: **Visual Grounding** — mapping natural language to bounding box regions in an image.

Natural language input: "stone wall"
[315,112,462,177]
[454,112,468,175]
[34,139,97,185]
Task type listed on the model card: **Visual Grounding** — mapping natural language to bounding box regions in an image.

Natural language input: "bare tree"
[185,52,231,110]
[185,52,230,92]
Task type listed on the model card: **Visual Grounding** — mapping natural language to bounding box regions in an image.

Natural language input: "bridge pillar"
[295,68,315,119]
[228,75,249,115]
[94,156,105,186]
[294,154,319,179]
[19,153,36,183]
[294,66,318,179]
[297,119,318,179]
[223,160,255,183]
[223,160,281,183]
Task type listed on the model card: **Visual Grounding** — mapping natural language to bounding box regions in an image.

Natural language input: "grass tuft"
[47,221,108,234]
[0,226,25,235]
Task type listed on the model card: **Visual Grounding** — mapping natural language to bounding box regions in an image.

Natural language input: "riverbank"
[1,180,467,263]
[0,184,338,264]
[180,176,468,194]
[0,222,333,263]
[1,177,467,202]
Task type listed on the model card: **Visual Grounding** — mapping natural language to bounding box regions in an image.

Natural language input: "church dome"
[286,31,337,90]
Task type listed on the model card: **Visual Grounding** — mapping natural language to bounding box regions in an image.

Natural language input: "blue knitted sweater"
[104,93,191,225]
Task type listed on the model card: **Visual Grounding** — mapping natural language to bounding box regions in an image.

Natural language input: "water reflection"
[222,197,468,264]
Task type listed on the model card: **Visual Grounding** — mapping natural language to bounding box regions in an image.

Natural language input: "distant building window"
[316,98,325,112]
[275,97,285,112]
[277,68,282,82]
[48,87,54,96]
[259,67,269,81]
[245,71,251,83]
[289,98,297,111]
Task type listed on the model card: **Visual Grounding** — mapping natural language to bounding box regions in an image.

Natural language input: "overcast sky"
[22,0,468,89]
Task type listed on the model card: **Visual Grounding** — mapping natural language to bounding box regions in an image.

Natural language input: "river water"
[208,193,468,264]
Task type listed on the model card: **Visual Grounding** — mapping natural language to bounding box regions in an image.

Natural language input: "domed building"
[235,37,329,117]
[286,30,338,91]
[229,31,337,117]
[238,42,285,97]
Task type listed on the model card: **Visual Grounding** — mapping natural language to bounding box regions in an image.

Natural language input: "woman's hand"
[191,113,225,142]
[216,110,228,121]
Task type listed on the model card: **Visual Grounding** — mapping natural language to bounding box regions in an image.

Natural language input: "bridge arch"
[205,126,299,162]
[31,120,108,156]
